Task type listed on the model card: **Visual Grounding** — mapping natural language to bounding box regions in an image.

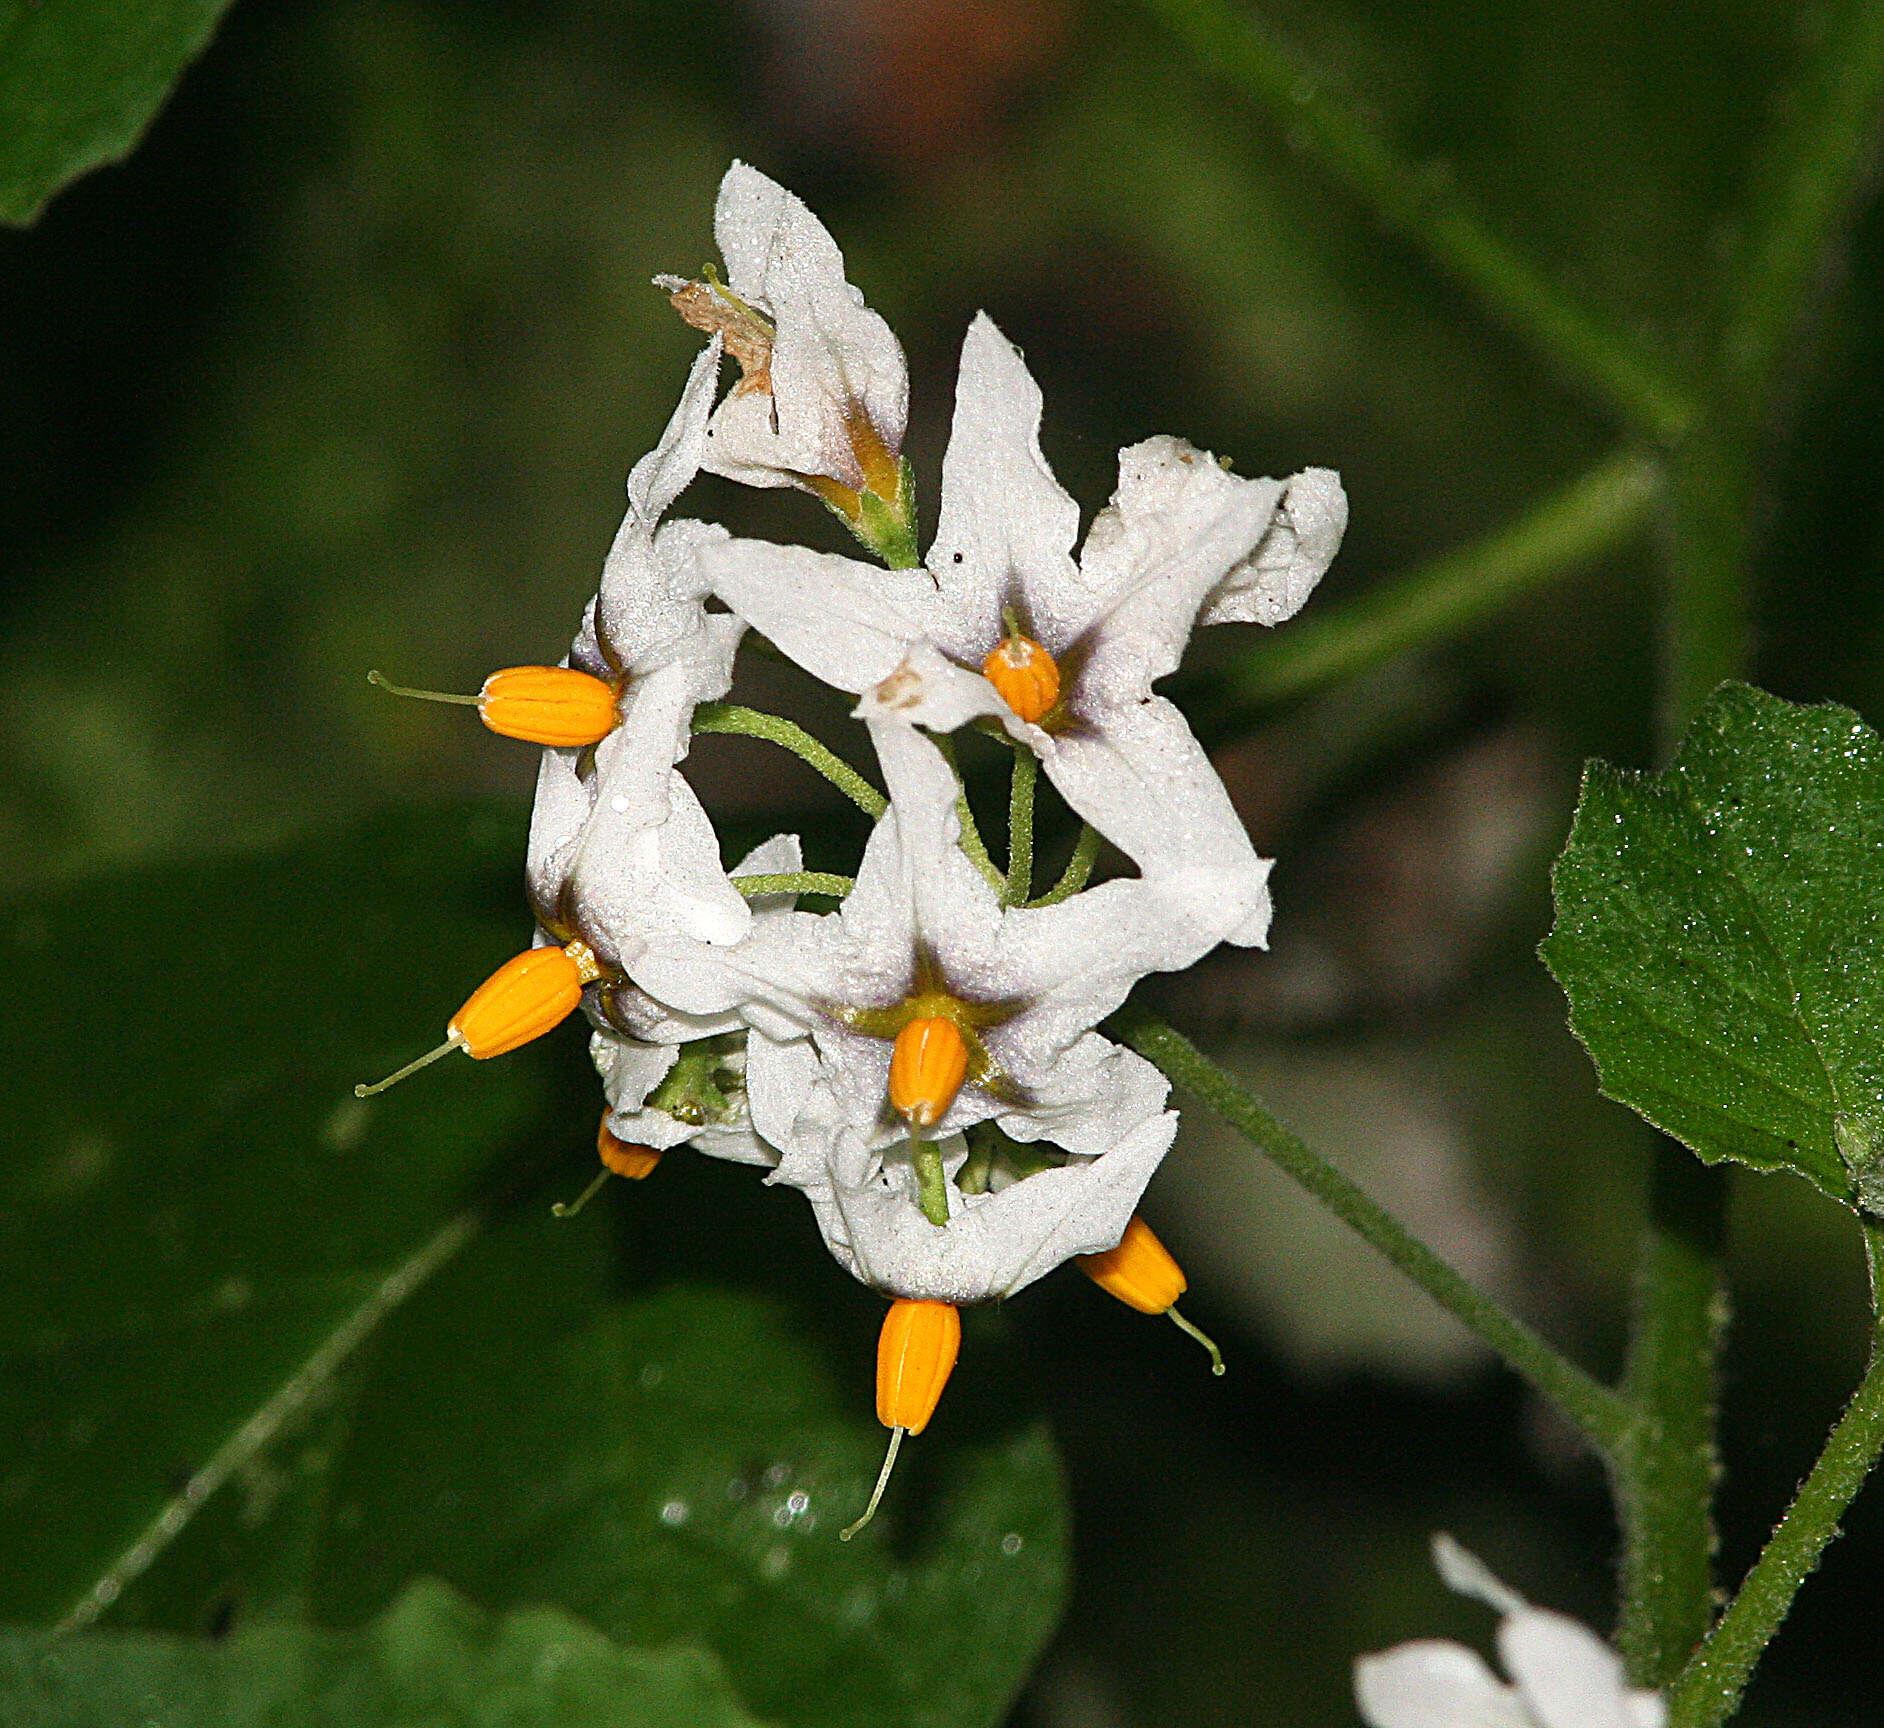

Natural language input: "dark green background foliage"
[5,1,1884,1724]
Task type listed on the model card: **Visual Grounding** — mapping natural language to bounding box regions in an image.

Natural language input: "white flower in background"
[657,161,915,563]
[526,336,751,973]
[700,311,1347,945]
[628,714,1219,1303]
[1355,1535,1665,1728]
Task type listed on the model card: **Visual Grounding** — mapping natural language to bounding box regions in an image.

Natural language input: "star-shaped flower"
[699,311,1346,946]
[1355,1535,1665,1728]
[628,712,1236,1303]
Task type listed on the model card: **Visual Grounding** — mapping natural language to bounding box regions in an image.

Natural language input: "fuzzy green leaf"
[0,0,241,225]
[0,1578,769,1726]
[1543,682,1884,1205]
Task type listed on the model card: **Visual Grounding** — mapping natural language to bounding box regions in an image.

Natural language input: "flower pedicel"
[357,161,1347,1534]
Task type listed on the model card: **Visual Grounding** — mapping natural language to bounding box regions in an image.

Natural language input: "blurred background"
[5,0,1883,1721]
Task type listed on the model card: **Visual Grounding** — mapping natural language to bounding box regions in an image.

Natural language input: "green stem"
[1029,823,1102,906]
[1666,1223,1884,1727]
[731,870,855,899]
[934,734,1006,892]
[1117,1008,1632,1452]
[1136,0,1695,443]
[1217,448,1663,712]
[1612,1150,1729,1684]
[691,702,887,820]
[1006,749,1038,905]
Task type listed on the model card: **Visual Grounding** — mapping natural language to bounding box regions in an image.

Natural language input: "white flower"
[699,311,1346,946]
[656,162,909,514]
[1355,1535,1665,1728]
[526,336,750,973]
[586,836,805,1168]
[626,714,1224,1303]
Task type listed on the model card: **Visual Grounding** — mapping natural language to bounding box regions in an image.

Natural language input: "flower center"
[980,632,1061,725]
[888,1016,970,1128]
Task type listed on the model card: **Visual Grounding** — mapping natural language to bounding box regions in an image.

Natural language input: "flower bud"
[598,1119,662,1180]
[888,1016,970,1128]
[875,1298,961,1436]
[450,940,602,1060]
[980,634,1061,725]
[477,666,620,747]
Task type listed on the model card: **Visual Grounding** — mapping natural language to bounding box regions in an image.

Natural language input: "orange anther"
[875,1299,961,1436]
[477,666,620,747]
[449,940,598,1059]
[1078,1215,1186,1314]
[980,633,1061,725]
[888,1017,969,1128]
[845,406,903,502]
[598,1119,662,1181]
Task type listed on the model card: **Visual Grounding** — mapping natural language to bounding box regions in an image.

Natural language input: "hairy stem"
[731,870,856,899]
[1118,1009,1631,1452]
[1006,749,1038,904]
[1666,1225,1884,1727]
[1030,823,1102,906]
[1137,0,1694,442]
[692,702,887,819]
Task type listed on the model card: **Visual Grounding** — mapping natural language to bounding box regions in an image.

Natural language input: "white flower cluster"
[531,162,1348,1304]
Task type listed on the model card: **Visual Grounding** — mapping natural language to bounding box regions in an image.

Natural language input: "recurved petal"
[1201,465,1348,627]
[1041,697,1273,947]
[625,334,722,527]
[926,314,1085,660]
[1355,1642,1532,1728]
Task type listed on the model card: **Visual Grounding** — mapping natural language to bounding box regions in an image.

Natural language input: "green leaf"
[0,802,567,1626]
[312,1273,1068,1728]
[0,0,241,226]
[0,1578,770,1726]
[1542,681,1884,1205]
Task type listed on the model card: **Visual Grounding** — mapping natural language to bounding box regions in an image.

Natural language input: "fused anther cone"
[478,666,619,747]
[598,1118,662,1180]
[888,1016,969,1128]
[1078,1214,1186,1314]
[980,634,1060,725]
[450,943,595,1059]
[876,1298,961,1435]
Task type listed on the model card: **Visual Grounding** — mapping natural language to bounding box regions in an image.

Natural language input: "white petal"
[1499,1610,1658,1728]
[1433,1535,1530,1619]
[700,535,936,696]
[626,335,722,526]
[524,741,594,915]
[1201,465,1348,627]
[812,1102,1171,1303]
[927,314,1085,660]
[1355,1643,1534,1728]
[853,640,1026,737]
[573,769,749,968]
[1040,699,1274,946]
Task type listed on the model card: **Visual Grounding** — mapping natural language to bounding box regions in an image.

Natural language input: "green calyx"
[647,1037,744,1127]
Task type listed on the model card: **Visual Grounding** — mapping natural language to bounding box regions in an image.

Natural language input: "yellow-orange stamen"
[845,406,903,502]
[842,1299,961,1541]
[354,938,598,1097]
[477,666,619,747]
[450,940,599,1059]
[598,1119,663,1180]
[1079,1215,1225,1375]
[888,1017,969,1128]
[980,634,1061,725]
[368,666,619,747]
[553,1116,663,1218]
